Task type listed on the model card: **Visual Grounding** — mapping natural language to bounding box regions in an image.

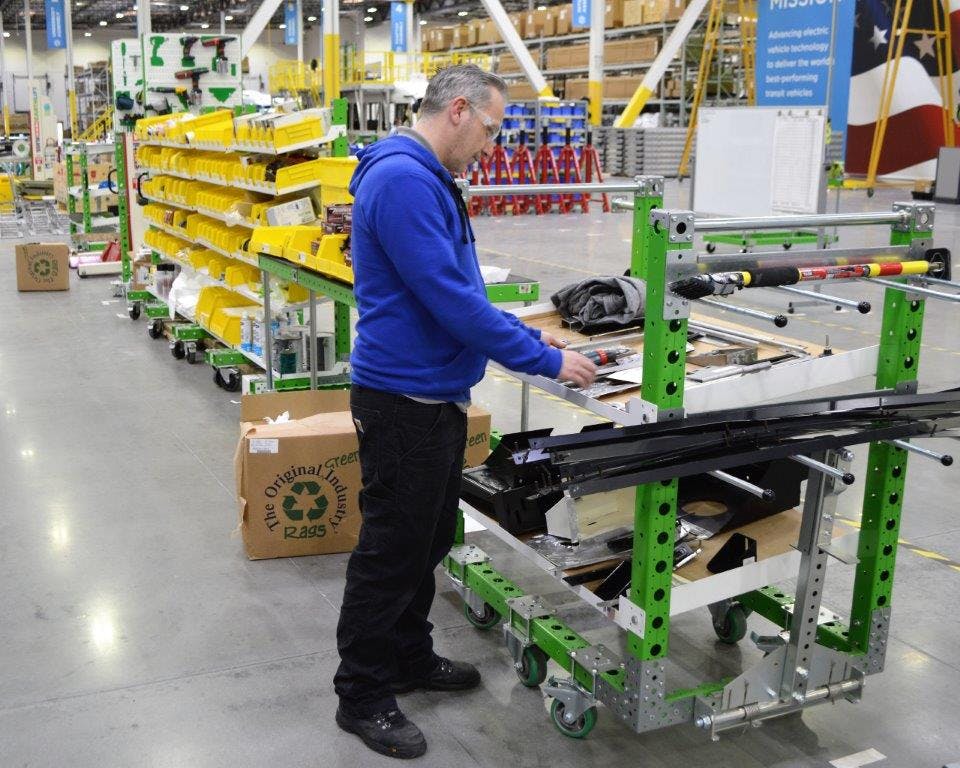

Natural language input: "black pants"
[334,385,467,717]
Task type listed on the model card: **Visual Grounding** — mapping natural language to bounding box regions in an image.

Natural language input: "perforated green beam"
[848,213,927,654]
[443,555,626,694]
[628,195,691,663]
[115,138,132,282]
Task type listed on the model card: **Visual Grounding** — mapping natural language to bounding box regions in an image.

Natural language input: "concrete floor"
[1,182,959,767]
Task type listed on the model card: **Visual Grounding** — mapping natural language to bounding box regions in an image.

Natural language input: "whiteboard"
[692,106,826,217]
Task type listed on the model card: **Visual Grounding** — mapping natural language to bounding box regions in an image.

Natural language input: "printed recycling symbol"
[282,480,328,521]
[32,257,51,277]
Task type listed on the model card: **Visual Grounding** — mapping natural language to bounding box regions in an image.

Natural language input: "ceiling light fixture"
[99,19,107,26]
[307,15,317,20]
[419,19,427,25]
[2,31,9,37]
[224,14,233,20]
[278,22,286,28]
[367,6,376,11]
[457,10,468,15]
[363,15,373,21]
[200,22,210,28]
[116,12,124,18]
[537,4,546,8]
[180,3,189,9]
[84,31,92,36]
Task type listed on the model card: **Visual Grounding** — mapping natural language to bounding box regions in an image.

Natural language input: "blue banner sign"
[755,0,856,136]
[45,0,66,49]
[391,2,407,52]
[572,0,590,29]
[284,2,298,46]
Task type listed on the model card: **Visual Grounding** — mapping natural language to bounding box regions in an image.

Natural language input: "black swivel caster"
[171,339,186,359]
[148,319,164,339]
[128,302,141,320]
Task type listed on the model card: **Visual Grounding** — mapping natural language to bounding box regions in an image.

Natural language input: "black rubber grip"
[746,267,801,287]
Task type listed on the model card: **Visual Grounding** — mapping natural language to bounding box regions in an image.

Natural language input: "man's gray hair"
[418,64,507,117]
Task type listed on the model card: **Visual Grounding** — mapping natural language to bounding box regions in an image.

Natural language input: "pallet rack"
[64,141,119,252]
[443,177,940,740]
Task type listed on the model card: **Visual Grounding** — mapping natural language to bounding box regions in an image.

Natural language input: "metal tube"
[296,0,304,63]
[696,211,908,233]
[64,0,77,138]
[791,454,856,485]
[698,244,912,270]
[919,274,960,290]
[708,469,775,501]
[466,181,642,197]
[888,439,953,466]
[687,320,810,356]
[866,277,960,304]
[308,288,317,391]
[0,12,8,136]
[696,678,863,730]
[775,285,871,314]
[697,297,789,328]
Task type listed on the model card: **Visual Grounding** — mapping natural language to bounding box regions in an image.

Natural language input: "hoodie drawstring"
[439,172,475,246]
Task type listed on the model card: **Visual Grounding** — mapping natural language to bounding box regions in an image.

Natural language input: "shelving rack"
[64,141,118,253]
[127,101,354,391]
[73,61,110,138]
[444,176,939,741]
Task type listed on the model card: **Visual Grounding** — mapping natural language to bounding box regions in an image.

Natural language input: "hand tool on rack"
[149,35,165,67]
[148,86,190,111]
[179,36,200,67]
[174,68,209,107]
[201,36,237,74]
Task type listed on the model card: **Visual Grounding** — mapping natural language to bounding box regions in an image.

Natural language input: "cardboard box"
[498,49,534,73]
[479,19,502,44]
[605,0,625,27]
[565,78,590,100]
[643,0,667,23]
[508,12,526,37]
[606,36,658,63]
[666,0,686,20]
[451,23,471,48]
[624,0,644,26]
[541,9,557,35]
[507,82,538,100]
[15,242,70,292]
[236,390,491,560]
[604,75,643,98]
[467,19,483,45]
[524,11,539,38]
[555,4,572,35]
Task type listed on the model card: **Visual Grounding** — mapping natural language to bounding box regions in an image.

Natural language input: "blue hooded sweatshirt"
[348,133,563,403]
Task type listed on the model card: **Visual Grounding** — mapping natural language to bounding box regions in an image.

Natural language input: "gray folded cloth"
[550,276,647,332]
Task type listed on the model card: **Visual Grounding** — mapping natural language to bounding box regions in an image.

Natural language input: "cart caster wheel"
[186,349,200,364]
[171,340,186,359]
[705,242,716,253]
[549,699,597,739]
[128,302,141,320]
[464,602,501,630]
[224,369,241,392]
[740,248,748,253]
[713,604,748,644]
[148,319,164,339]
[782,242,792,250]
[516,646,549,687]
[867,188,875,198]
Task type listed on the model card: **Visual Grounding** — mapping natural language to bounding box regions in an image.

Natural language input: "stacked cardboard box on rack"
[430,0,685,51]
[565,75,643,100]
[54,157,114,207]
[545,37,658,69]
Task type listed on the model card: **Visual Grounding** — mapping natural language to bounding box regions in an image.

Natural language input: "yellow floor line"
[837,516,960,573]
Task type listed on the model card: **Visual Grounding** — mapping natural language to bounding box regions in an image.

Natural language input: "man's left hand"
[540,331,568,350]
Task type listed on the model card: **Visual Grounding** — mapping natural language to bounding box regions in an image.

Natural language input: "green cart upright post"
[65,145,77,236]
[115,137,132,283]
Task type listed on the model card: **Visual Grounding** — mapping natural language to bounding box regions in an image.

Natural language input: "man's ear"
[450,97,469,124]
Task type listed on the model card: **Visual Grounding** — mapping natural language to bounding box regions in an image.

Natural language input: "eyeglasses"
[467,102,501,141]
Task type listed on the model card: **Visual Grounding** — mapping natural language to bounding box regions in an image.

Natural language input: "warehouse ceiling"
[0,0,539,33]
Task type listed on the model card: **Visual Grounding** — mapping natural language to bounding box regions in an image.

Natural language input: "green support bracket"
[627,185,691,663]
[115,136,132,282]
[80,144,91,235]
[443,555,627,694]
[334,302,351,362]
[205,348,248,366]
[127,290,153,302]
[65,149,77,235]
[144,303,170,318]
[331,97,349,158]
[739,585,851,652]
[172,324,209,341]
[847,204,930,655]
[483,280,540,304]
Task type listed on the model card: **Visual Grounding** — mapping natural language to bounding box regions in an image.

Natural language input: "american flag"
[845,0,960,178]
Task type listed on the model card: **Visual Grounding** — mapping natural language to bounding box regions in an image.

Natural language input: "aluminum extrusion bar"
[867,277,960,303]
[708,469,774,500]
[775,285,871,314]
[698,245,914,270]
[466,182,642,196]
[697,212,908,233]
[697,297,788,327]
[887,438,954,466]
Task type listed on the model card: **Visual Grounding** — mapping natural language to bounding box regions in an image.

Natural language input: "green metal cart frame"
[444,177,938,740]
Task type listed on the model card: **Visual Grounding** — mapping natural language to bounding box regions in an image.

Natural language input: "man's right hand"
[557,350,598,388]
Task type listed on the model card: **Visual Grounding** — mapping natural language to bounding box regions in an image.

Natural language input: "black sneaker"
[335,706,427,760]
[391,657,481,694]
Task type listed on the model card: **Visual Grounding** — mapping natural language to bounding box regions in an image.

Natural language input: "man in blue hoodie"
[334,64,597,759]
